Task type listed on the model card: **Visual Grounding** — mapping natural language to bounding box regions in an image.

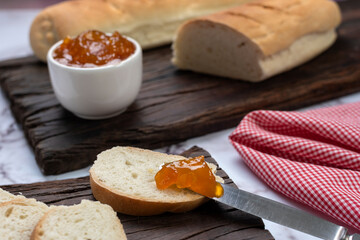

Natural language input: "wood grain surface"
[1,0,360,175]
[0,147,274,240]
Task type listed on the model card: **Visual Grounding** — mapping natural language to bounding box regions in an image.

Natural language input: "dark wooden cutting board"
[1,0,360,175]
[0,147,274,240]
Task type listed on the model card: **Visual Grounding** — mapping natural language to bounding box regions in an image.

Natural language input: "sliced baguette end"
[31,200,127,240]
[89,146,218,216]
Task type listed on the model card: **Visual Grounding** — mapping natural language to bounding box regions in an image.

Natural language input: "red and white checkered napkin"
[229,102,360,230]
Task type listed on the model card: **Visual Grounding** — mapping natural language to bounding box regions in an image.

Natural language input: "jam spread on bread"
[155,156,223,198]
[53,30,135,67]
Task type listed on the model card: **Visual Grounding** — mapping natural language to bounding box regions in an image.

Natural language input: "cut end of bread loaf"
[89,146,220,216]
[31,200,127,240]
[172,23,337,81]
[172,20,265,81]
[0,199,48,240]
[172,0,341,82]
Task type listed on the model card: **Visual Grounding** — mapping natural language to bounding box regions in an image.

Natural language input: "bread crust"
[172,0,341,82]
[90,169,207,216]
[30,0,253,61]
[30,208,56,240]
[191,0,341,56]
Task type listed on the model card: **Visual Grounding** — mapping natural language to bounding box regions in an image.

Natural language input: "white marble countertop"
[1,6,359,240]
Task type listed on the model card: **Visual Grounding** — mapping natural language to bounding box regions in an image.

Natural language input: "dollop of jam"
[53,30,136,67]
[155,156,224,198]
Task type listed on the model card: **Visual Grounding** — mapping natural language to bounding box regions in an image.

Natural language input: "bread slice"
[0,188,25,203]
[31,200,127,240]
[89,146,222,216]
[172,0,341,82]
[0,198,48,240]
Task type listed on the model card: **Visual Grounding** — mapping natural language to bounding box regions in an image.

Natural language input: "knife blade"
[213,183,360,240]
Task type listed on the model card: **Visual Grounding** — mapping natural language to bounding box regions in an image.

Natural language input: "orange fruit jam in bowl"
[53,30,136,68]
[47,30,142,120]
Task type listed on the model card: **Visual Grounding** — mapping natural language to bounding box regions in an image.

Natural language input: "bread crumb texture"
[0,199,48,240]
[0,188,25,203]
[32,200,127,240]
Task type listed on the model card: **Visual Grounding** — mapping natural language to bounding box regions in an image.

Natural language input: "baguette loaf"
[172,0,341,82]
[89,146,222,216]
[31,200,127,240]
[0,199,48,240]
[30,0,254,61]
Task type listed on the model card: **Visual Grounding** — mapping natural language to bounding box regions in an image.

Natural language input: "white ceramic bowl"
[47,36,142,120]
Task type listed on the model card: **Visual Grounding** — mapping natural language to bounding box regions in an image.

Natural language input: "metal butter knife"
[212,183,360,240]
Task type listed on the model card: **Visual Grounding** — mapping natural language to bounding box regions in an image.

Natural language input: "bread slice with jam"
[90,146,222,216]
